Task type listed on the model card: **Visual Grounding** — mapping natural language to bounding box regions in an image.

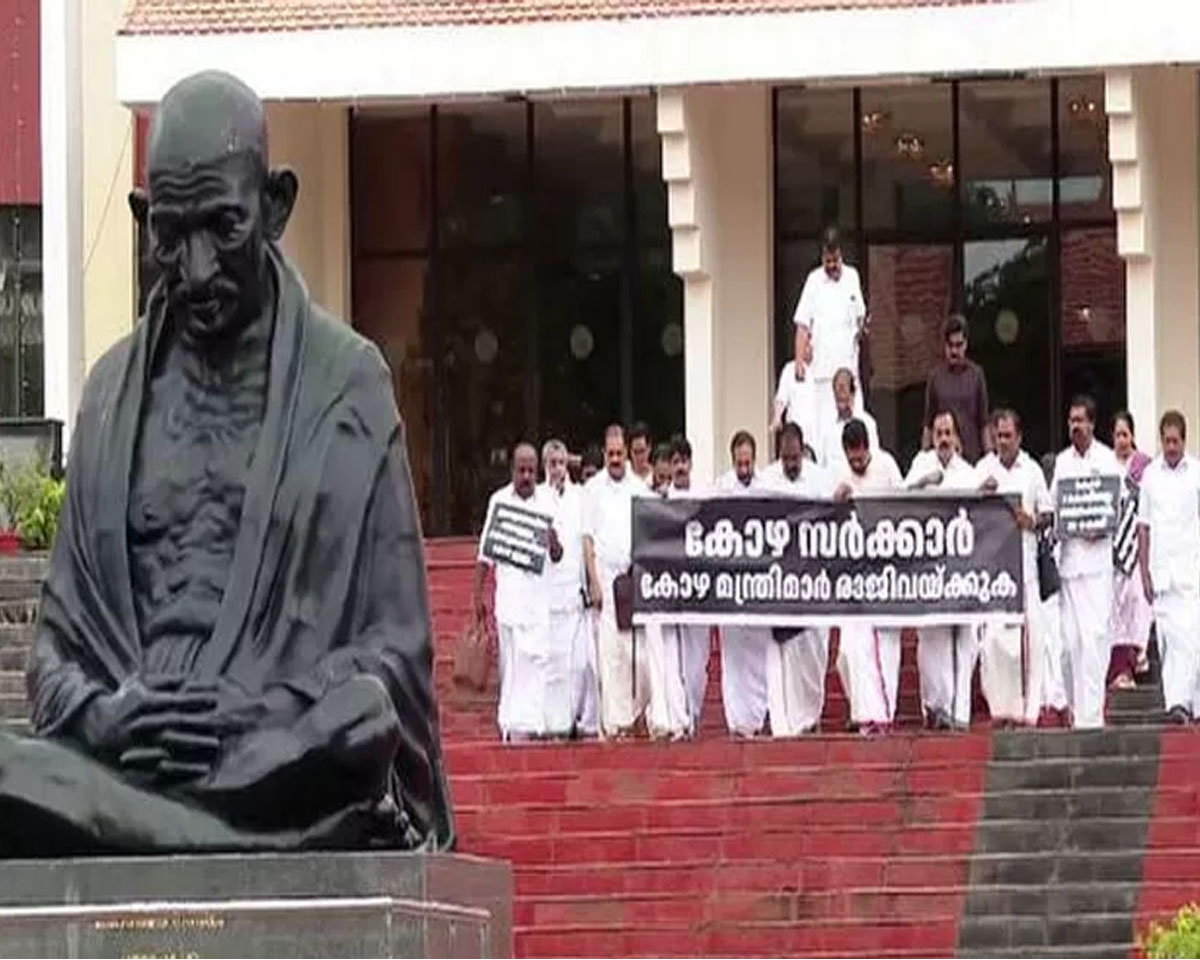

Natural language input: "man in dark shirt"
[923,314,991,463]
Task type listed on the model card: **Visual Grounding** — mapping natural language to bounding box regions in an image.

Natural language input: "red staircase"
[426,540,990,957]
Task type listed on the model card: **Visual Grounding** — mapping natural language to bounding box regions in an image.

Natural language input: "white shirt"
[774,361,818,444]
[904,449,979,492]
[1137,454,1200,593]
[976,450,1053,590]
[539,479,585,611]
[792,263,867,381]
[713,468,766,496]
[583,467,646,577]
[836,448,904,496]
[479,483,556,627]
[761,459,834,498]
[821,408,880,471]
[1051,439,1121,579]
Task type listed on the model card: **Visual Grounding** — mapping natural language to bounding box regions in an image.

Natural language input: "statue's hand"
[115,676,221,782]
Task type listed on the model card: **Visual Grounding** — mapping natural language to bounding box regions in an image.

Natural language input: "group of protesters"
[471,227,1200,741]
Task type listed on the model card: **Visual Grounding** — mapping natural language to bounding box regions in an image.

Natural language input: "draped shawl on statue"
[26,247,454,850]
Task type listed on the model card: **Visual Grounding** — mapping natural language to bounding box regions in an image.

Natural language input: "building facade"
[32,0,1200,535]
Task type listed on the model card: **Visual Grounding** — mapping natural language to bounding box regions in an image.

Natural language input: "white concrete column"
[1108,67,1200,443]
[660,84,773,483]
[40,0,85,450]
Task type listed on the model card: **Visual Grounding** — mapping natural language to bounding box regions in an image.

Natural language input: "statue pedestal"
[0,852,511,958]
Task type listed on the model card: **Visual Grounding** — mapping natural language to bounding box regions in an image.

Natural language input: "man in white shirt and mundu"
[792,226,868,461]
[833,419,905,732]
[1051,395,1120,729]
[1137,410,1200,724]
[906,410,981,730]
[821,367,879,472]
[975,409,1053,727]
[583,424,650,738]
[762,423,834,736]
[473,443,566,741]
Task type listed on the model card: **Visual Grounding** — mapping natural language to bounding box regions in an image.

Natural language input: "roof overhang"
[115,0,1200,107]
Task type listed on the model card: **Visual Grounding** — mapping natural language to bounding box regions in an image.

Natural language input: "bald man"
[474,443,565,741]
[0,71,453,854]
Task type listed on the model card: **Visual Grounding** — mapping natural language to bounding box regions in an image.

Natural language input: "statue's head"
[129,70,298,343]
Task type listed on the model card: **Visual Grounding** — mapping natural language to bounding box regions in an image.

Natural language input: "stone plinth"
[0,851,511,958]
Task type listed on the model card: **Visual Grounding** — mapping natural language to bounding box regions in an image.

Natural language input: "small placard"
[480,501,551,575]
[1055,474,1121,539]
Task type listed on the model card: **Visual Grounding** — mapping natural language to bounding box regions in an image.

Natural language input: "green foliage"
[0,460,65,551]
[1142,903,1200,959]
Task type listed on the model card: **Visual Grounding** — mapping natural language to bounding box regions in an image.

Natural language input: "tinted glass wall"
[0,205,43,418]
[775,77,1120,467]
[352,97,681,536]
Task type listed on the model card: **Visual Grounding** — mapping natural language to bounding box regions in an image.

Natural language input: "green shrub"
[1142,903,1200,959]
[0,461,66,551]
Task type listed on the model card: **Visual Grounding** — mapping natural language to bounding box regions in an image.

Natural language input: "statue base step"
[0,851,511,958]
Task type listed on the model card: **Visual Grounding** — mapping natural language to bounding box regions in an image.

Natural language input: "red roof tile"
[120,0,1017,36]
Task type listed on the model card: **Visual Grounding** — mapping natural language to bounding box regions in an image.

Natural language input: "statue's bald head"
[148,70,268,177]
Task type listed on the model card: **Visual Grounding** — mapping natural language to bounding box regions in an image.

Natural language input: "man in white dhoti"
[473,443,565,741]
[713,430,773,737]
[773,359,818,462]
[791,226,868,460]
[1137,410,1200,724]
[1038,452,1070,724]
[906,410,981,730]
[643,436,712,739]
[540,438,597,738]
[583,424,650,738]
[976,410,1053,727]
[820,368,880,471]
[1051,395,1120,729]
[762,423,834,736]
[832,419,905,733]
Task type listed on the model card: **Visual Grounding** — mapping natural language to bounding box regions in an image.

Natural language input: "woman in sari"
[1109,411,1154,689]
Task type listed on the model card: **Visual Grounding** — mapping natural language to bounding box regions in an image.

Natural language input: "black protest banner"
[480,499,551,574]
[1055,474,1120,539]
[632,493,1025,627]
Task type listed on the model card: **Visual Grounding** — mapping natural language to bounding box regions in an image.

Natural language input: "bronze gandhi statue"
[0,71,454,855]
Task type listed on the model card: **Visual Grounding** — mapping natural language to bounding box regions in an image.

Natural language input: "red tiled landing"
[444,734,990,958]
[1132,728,1200,951]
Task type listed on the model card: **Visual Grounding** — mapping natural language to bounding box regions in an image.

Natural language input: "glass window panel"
[864,243,955,469]
[963,237,1052,458]
[1062,349,1126,449]
[352,255,435,533]
[1062,226,1124,350]
[632,246,685,444]
[352,110,432,254]
[1058,76,1112,222]
[0,206,42,418]
[437,104,527,248]
[631,96,668,243]
[775,88,856,237]
[538,249,624,452]
[438,254,533,535]
[959,80,1053,227]
[534,99,624,247]
[774,237,860,379]
[861,85,954,233]
[0,208,19,417]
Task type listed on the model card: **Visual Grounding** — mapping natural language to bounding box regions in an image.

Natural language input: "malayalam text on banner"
[631,493,1025,628]
[480,500,551,575]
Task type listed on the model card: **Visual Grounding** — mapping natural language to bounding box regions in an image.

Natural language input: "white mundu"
[834,447,905,729]
[761,460,835,736]
[539,478,595,736]
[907,449,981,729]
[1051,439,1119,729]
[792,263,867,454]
[583,468,649,737]
[644,482,712,739]
[774,361,818,449]
[975,450,1053,726]
[1138,454,1200,716]
[712,468,772,736]
[480,483,563,739]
